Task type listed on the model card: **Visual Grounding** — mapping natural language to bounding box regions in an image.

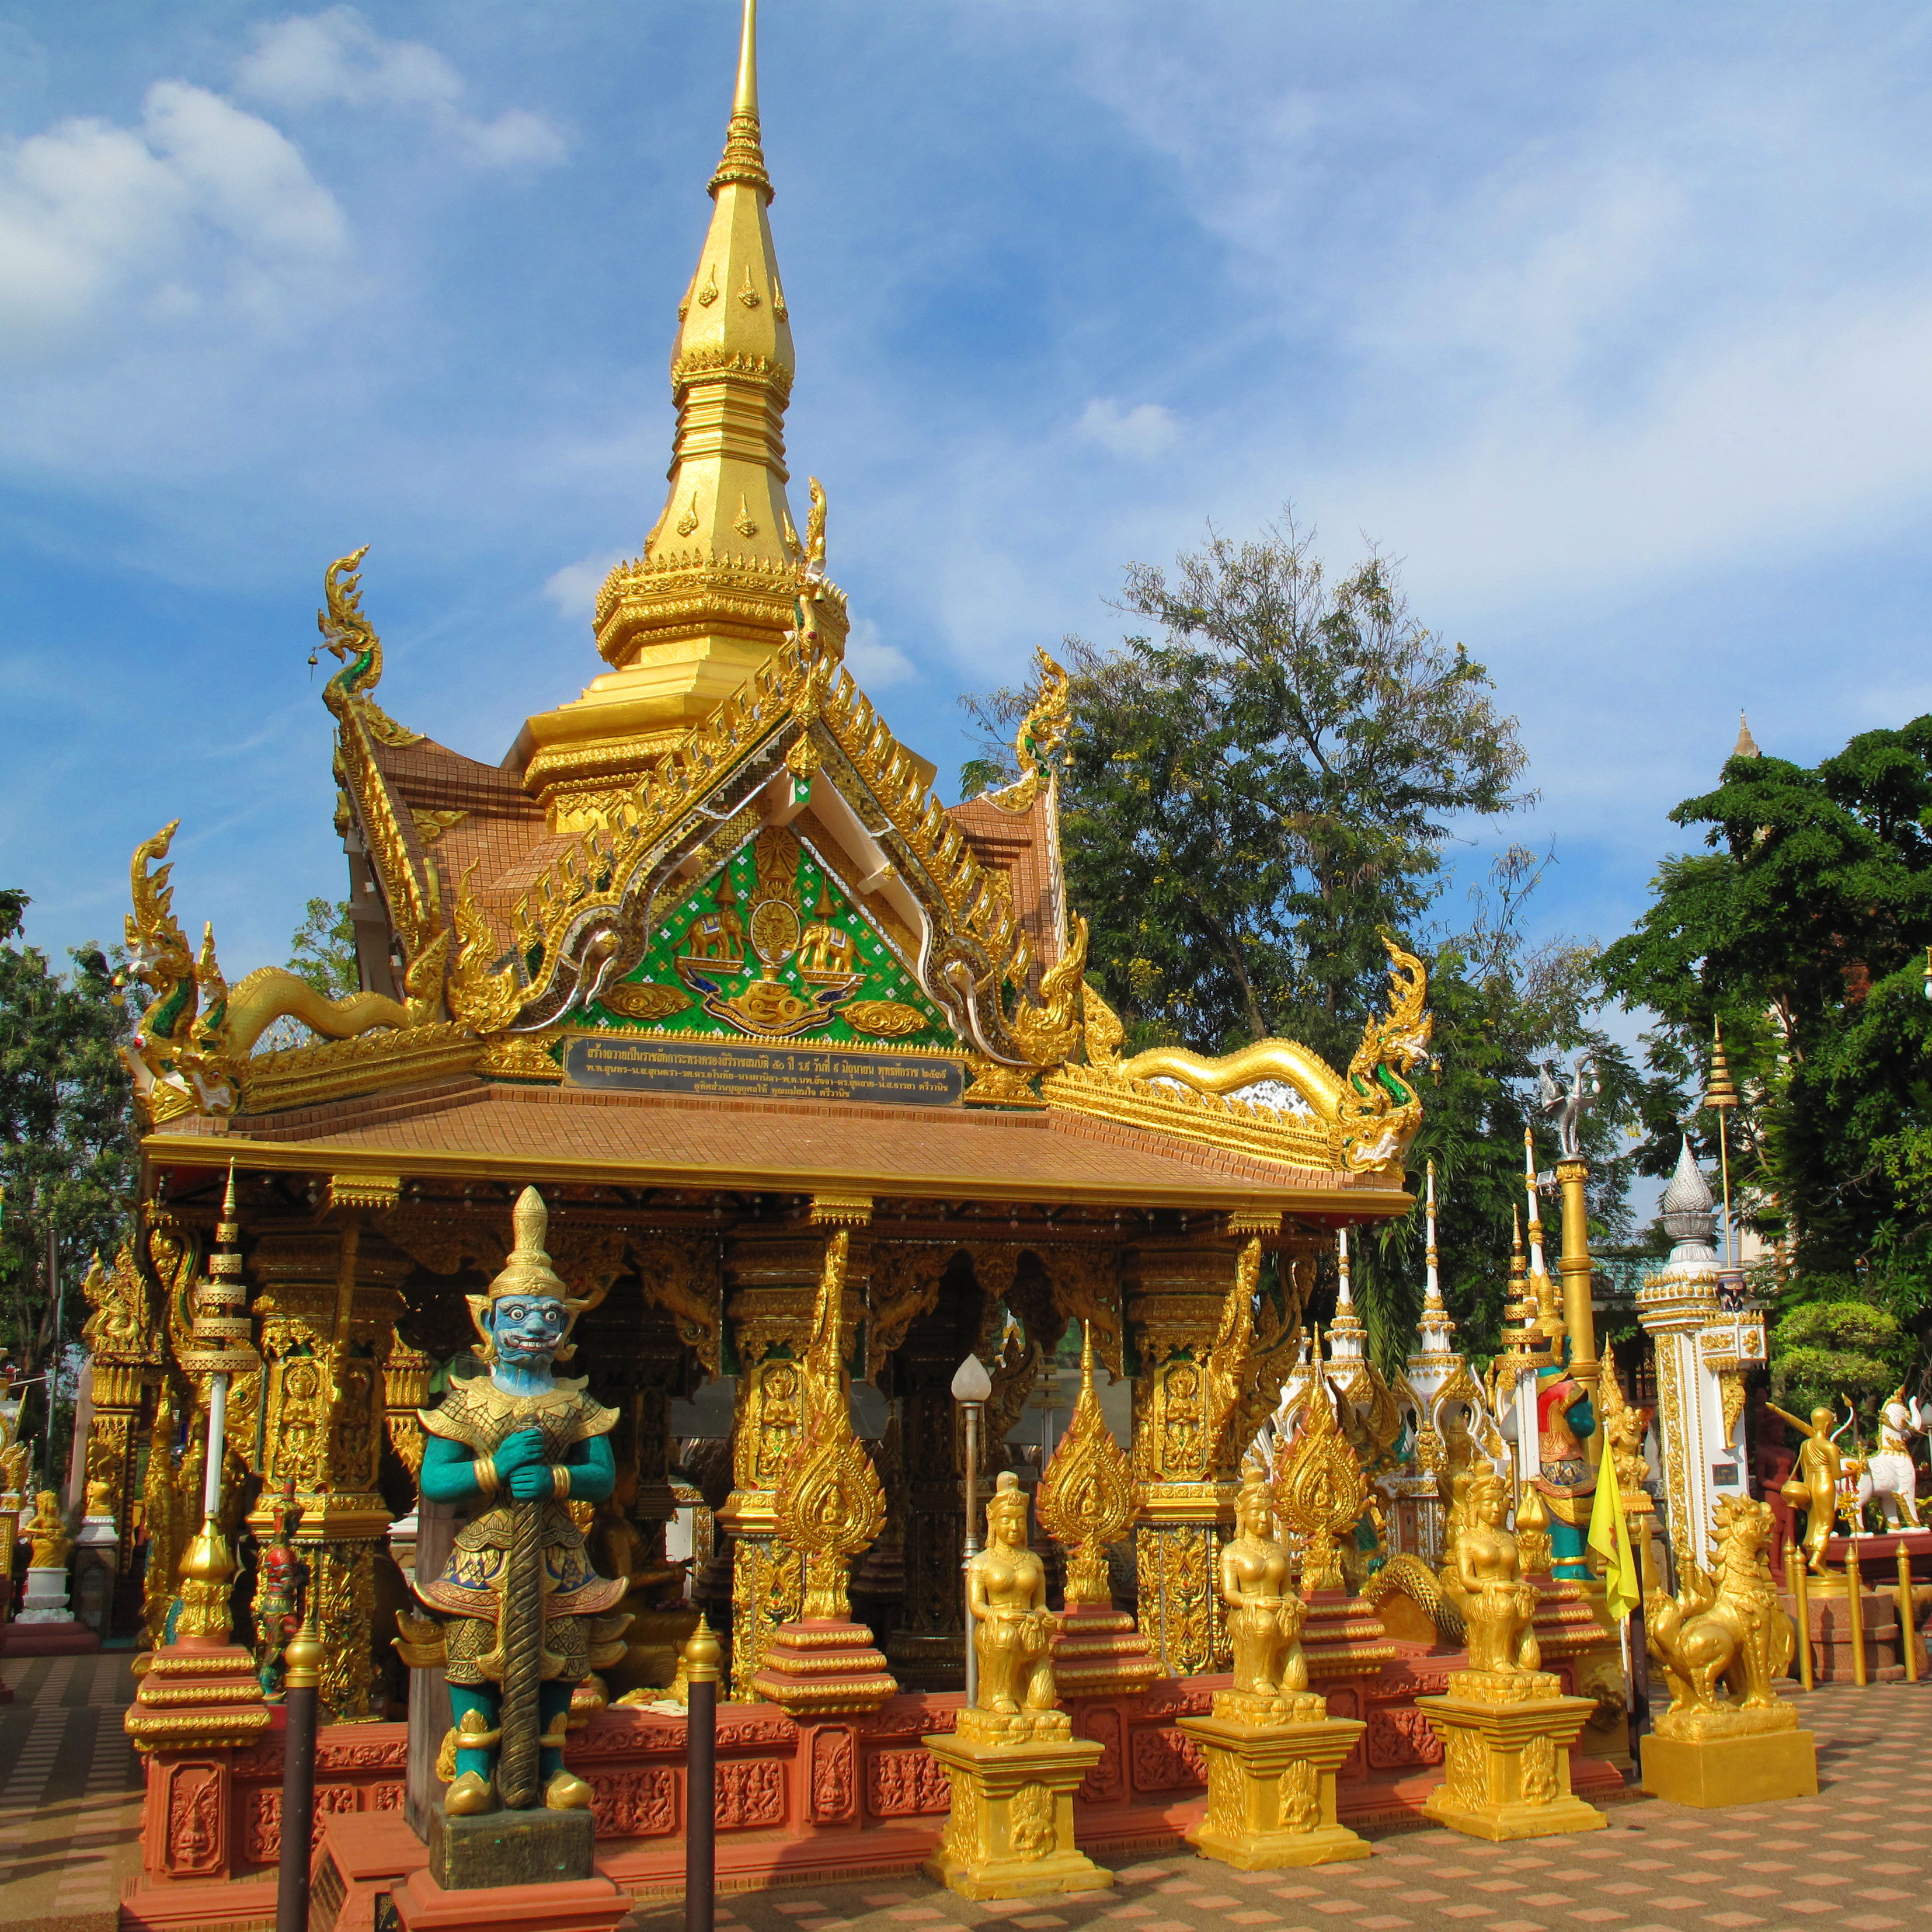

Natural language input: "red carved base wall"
[124,1652,1628,1927]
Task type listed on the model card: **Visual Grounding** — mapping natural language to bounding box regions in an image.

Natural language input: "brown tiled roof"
[948,791,1060,982]
[147,1080,1409,1216]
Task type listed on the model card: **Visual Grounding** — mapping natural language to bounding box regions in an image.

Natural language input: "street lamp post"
[951,1352,992,1708]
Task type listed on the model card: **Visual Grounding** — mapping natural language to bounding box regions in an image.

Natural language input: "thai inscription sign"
[562,1033,965,1107]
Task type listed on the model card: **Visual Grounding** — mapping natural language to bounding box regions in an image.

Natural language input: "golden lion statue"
[1645,1495,1797,1738]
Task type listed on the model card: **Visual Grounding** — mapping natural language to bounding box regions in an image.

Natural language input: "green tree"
[1600,720,1932,1275]
[962,523,1641,1370]
[0,892,138,1465]
[1768,1292,1909,1429]
[288,897,359,1000]
[963,518,1531,1060]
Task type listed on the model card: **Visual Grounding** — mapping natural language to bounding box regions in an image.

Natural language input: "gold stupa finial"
[711,0,772,200]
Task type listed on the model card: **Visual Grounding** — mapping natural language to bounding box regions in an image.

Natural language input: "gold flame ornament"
[1036,1323,1134,1608]
[774,1230,886,1620]
[1273,1333,1369,1595]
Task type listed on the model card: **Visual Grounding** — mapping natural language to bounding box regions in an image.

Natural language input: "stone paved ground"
[629,1678,1932,1932]
[0,1652,142,1932]
[0,1664,1924,1931]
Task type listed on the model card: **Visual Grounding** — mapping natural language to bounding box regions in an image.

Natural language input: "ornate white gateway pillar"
[1635,1142,1766,1570]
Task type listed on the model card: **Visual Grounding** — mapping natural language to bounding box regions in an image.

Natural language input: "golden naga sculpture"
[1273,1342,1369,1595]
[1218,1470,1315,1723]
[1646,1496,1797,1738]
[1048,939,1431,1176]
[965,1471,1061,1737]
[1450,1468,1541,1678]
[116,820,414,1125]
[983,647,1073,815]
[25,1490,69,1570]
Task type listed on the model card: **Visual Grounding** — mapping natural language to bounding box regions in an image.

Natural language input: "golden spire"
[519,0,839,830]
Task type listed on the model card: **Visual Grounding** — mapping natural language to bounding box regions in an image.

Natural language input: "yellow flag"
[1586,1455,1641,1622]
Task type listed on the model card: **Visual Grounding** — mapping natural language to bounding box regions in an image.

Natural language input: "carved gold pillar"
[80,1242,163,1576]
[384,1339,431,1484]
[719,1230,830,1699]
[248,1221,409,1722]
[1127,1230,1245,1676]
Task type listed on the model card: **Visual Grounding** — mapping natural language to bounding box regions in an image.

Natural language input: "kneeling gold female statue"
[1454,1468,1540,1676]
[413,1187,628,1816]
[968,1470,1056,1718]
[1220,1470,1308,1717]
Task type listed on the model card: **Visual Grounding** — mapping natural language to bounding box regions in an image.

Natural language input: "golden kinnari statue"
[1415,1473,1605,1840]
[1219,1470,1314,1721]
[923,1470,1111,1900]
[1640,1495,1817,1809]
[1453,1469,1541,1677]
[25,1490,69,1570]
[967,1471,1058,1730]
[1179,1471,1369,1870]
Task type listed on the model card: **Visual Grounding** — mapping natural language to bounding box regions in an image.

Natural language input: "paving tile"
[1224,1913,1276,1926]
[1008,1917,1064,1928]
[1700,1916,1764,1930]
[1566,1913,1625,1926]
[1860,1888,1910,1900]
[1431,1909,1492,1923]
[1352,1919,1412,1931]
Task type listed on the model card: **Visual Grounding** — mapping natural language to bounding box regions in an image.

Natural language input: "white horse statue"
[1854,1391,1926,1531]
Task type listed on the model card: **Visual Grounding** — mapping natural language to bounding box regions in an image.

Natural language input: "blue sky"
[6,2,1932,995]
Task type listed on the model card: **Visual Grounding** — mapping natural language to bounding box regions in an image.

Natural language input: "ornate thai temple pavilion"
[72,7,1670,1917]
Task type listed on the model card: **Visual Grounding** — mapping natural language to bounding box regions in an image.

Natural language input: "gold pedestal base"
[749,1620,896,1717]
[921,1716,1112,1900]
[1418,1673,1606,1843]
[1050,1607,1161,1700]
[1179,1700,1370,1870]
[1641,1727,1818,1808]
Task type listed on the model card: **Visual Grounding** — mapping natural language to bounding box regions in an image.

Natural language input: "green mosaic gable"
[573,836,955,1050]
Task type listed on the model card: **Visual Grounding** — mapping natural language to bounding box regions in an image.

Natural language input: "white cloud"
[0,81,344,347]
[237,9,568,169]
[542,549,623,619]
[1074,397,1178,460]
[844,616,917,690]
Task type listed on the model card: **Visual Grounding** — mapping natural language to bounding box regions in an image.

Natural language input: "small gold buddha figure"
[25,1489,70,1571]
[1454,1470,1540,1676]
[1219,1470,1309,1717]
[968,1471,1056,1719]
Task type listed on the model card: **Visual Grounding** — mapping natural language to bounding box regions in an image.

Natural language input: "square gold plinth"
[1178,1709,1370,1870]
[1417,1681,1606,1843]
[1641,1726,1818,1808]
[921,1724,1112,1900]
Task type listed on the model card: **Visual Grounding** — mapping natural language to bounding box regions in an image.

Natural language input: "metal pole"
[962,1401,982,1710]
[41,1220,60,1491]
[203,1374,229,1518]
[1898,1542,1920,1684]
[1790,1540,1813,1691]
[276,1576,322,1932]
[1847,1539,1868,1686]
[683,1618,720,1932]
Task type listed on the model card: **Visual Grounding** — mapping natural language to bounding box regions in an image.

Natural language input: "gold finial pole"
[1790,1539,1812,1690]
[733,0,759,120]
[1704,1019,1740,1273]
[683,1617,721,1932]
[1897,1543,1920,1684]
[1846,1538,1868,1686]
[1423,1158,1442,1308]
[276,1583,322,1932]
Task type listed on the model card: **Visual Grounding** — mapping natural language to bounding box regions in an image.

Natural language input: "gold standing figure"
[1765,1403,1848,1574]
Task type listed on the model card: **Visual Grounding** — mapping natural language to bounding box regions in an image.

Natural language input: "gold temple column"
[79,1244,163,1577]
[248,1221,410,1721]
[720,1227,843,1699]
[1126,1228,1247,1676]
[1554,1158,1602,1461]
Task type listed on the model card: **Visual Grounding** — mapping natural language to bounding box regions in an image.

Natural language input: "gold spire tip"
[711,0,772,200]
[734,0,760,120]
